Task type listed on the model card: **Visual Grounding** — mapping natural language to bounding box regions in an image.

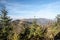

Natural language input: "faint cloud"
[5,1,60,19]
[0,0,7,5]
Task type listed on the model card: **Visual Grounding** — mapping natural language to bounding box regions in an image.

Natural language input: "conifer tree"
[28,18,44,40]
[0,7,11,27]
[0,7,12,40]
[56,14,60,25]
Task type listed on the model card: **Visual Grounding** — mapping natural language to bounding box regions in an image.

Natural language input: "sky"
[0,0,60,19]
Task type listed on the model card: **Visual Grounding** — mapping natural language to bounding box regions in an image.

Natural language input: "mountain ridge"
[12,18,54,25]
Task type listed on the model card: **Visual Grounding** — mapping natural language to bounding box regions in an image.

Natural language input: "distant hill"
[12,18,54,25]
[11,18,54,33]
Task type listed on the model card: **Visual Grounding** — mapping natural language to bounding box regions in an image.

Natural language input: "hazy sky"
[0,0,60,19]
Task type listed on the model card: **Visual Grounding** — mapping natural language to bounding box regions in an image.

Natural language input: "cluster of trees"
[0,7,60,40]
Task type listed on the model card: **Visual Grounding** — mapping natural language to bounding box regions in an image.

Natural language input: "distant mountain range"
[10,18,54,33]
[12,18,54,25]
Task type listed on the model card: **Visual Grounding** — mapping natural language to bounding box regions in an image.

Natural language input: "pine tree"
[11,33,19,40]
[0,7,11,27]
[28,18,44,40]
[0,7,12,40]
[56,14,60,25]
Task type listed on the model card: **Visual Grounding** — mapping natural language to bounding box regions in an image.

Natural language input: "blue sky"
[0,0,60,19]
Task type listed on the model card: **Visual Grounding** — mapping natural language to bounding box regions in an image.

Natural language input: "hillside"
[12,18,54,25]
